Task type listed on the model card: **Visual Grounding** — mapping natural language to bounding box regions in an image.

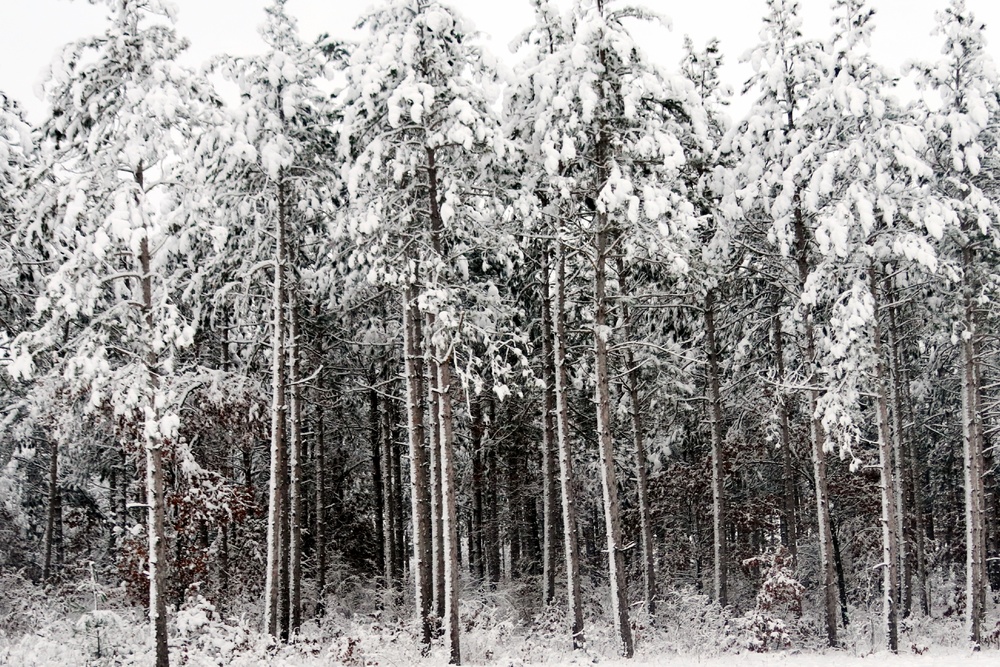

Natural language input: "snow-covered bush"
[173,595,252,664]
[735,546,805,652]
[0,571,64,641]
[647,586,733,655]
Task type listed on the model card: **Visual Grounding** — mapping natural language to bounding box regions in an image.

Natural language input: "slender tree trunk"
[885,278,914,617]
[962,302,986,645]
[540,248,560,605]
[871,268,900,653]
[705,288,728,608]
[593,223,633,658]
[830,509,850,628]
[264,178,288,640]
[426,326,446,623]
[773,303,797,559]
[553,240,584,650]
[279,431,291,641]
[315,410,326,617]
[793,203,838,646]
[437,352,462,664]
[382,385,398,588]
[471,397,485,582]
[370,372,385,578]
[133,163,169,667]
[287,289,303,636]
[403,283,433,645]
[43,439,61,583]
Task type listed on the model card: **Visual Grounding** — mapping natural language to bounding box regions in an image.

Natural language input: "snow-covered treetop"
[507,0,705,272]
[334,0,508,286]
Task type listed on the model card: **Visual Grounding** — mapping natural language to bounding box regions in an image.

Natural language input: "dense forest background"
[2,0,1000,664]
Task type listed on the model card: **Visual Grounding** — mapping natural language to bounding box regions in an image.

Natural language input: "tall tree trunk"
[422,143,460,662]
[540,248,560,605]
[885,277,914,617]
[830,509,850,628]
[593,224,633,658]
[279,423,291,641]
[553,241,584,650]
[793,203,838,646]
[264,178,288,640]
[871,269,899,653]
[382,384,398,588]
[137,162,169,667]
[315,409,326,617]
[43,439,61,583]
[427,331,446,622]
[403,283,433,645]
[616,258,655,615]
[287,289,303,636]
[705,288,728,608]
[471,396,486,582]
[962,299,986,645]
[437,352,462,664]
[773,302,797,559]
[370,371,385,578]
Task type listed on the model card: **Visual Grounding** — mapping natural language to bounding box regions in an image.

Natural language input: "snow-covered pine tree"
[507,0,704,655]
[908,0,1000,646]
[720,0,840,645]
[789,0,941,649]
[335,1,518,660]
[505,0,588,632]
[9,2,212,665]
[193,0,335,639]
[682,34,735,610]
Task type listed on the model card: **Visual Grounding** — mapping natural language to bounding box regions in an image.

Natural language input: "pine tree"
[909,0,1000,645]
[9,2,212,664]
[335,1,517,660]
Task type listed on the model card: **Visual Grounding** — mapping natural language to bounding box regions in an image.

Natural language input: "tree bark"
[793,202,838,646]
[553,241,585,650]
[264,177,288,640]
[871,268,900,653]
[370,371,385,579]
[426,328,446,623]
[885,277,917,617]
[315,409,326,617]
[43,439,61,583]
[137,161,169,667]
[773,302,797,559]
[961,281,986,646]
[287,288,303,636]
[436,351,462,664]
[540,248,560,605]
[593,227,633,658]
[403,282,433,645]
[705,288,727,608]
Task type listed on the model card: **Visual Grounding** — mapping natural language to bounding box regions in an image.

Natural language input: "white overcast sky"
[1,0,999,123]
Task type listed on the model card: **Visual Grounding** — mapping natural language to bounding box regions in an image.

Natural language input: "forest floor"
[1,606,991,667]
[1,575,993,666]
